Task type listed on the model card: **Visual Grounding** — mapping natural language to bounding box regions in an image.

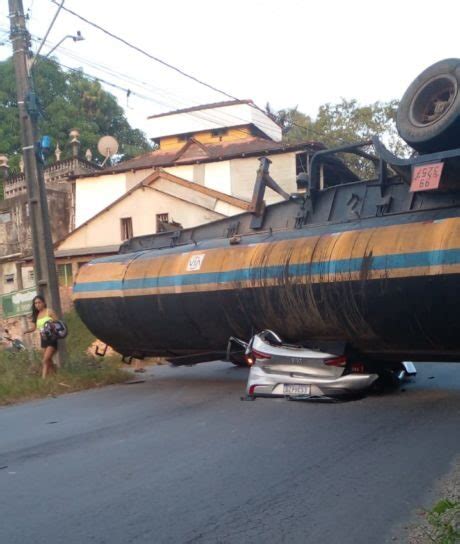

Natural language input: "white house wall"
[214,201,245,216]
[153,178,220,211]
[230,153,297,202]
[73,151,297,228]
[125,169,154,190]
[75,173,128,227]
[59,188,224,251]
[163,165,195,183]
[203,161,232,194]
[164,156,293,199]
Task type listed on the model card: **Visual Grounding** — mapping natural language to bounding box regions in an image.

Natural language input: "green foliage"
[63,308,96,357]
[425,499,460,543]
[0,57,151,174]
[0,350,128,405]
[0,308,129,405]
[0,59,21,173]
[267,99,410,178]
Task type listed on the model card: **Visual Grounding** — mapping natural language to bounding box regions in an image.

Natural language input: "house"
[0,138,98,296]
[53,169,250,296]
[71,100,353,228]
[0,136,99,340]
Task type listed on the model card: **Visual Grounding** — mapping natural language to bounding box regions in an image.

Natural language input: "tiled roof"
[74,138,325,179]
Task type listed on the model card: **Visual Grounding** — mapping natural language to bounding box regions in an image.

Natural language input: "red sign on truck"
[410,162,444,192]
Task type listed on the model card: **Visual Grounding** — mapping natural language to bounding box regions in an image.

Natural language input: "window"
[4,273,14,284]
[295,152,311,190]
[156,213,169,232]
[296,152,310,176]
[120,217,133,241]
[57,263,73,287]
[0,212,11,223]
[28,269,35,281]
[210,128,228,140]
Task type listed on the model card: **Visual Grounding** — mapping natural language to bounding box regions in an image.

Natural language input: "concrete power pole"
[8,0,65,361]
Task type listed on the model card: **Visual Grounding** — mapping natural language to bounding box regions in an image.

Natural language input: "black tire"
[396,58,460,153]
[229,353,249,367]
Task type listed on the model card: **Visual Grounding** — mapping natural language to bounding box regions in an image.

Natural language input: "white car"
[228,330,416,400]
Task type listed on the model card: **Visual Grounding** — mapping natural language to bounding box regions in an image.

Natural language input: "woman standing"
[25,295,58,379]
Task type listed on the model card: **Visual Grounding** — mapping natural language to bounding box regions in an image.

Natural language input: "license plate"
[283,384,311,395]
[410,162,444,192]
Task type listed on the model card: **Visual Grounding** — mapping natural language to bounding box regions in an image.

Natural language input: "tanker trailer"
[74,59,460,366]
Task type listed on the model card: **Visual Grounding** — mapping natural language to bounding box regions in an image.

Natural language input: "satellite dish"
[97,135,119,165]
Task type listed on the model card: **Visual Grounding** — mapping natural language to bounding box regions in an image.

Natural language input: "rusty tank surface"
[74,59,460,365]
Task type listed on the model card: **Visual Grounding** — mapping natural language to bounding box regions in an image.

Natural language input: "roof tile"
[90,138,324,178]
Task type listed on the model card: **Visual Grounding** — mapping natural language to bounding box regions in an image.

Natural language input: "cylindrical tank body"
[74,213,460,362]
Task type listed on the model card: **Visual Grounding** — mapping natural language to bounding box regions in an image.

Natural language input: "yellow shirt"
[36,310,53,332]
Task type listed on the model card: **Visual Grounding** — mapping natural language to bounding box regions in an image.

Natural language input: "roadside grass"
[424,499,460,543]
[408,460,460,544]
[0,309,130,405]
[63,307,98,356]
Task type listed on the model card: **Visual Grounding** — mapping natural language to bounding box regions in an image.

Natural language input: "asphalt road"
[0,361,459,544]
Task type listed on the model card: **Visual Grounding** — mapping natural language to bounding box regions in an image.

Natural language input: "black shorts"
[41,337,58,349]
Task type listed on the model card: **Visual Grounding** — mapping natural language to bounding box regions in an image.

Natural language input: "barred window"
[156,213,169,232]
[57,263,73,287]
[120,217,133,241]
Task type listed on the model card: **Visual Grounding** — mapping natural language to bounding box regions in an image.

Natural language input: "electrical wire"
[53,46,282,137]
[30,0,64,67]
[50,0,239,101]
[3,6,392,151]
[24,32,283,140]
[8,3,289,139]
[42,4,310,136]
[2,19,337,146]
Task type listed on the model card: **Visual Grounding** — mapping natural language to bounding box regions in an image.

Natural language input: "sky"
[1,0,459,149]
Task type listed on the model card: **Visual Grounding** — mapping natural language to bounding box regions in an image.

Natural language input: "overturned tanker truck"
[74,59,460,366]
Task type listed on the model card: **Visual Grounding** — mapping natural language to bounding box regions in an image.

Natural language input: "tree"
[0,57,151,174]
[267,99,410,177]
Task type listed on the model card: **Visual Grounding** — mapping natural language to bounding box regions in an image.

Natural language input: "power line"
[4,8,387,151]
[50,0,239,101]
[56,60,267,141]
[28,50,258,140]
[30,0,64,68]
[4,31,247,137]
[24,32,282,139]
[10,5,289,138]
[3,21,329,145]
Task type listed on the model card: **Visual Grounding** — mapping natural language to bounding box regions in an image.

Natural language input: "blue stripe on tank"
[73,248,460,293]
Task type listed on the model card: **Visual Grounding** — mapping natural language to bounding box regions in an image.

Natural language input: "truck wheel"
[396,58,460,153]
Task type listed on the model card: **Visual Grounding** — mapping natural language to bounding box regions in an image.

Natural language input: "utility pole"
[8,0,65,362]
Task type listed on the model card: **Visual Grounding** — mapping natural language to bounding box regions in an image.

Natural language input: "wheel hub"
[409,74,457,127]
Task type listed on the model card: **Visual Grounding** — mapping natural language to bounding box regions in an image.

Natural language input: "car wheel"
[396,58,460,153]
[229,353,249,367]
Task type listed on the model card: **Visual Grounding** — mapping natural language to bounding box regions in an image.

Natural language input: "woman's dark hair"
[31,295,46,323]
